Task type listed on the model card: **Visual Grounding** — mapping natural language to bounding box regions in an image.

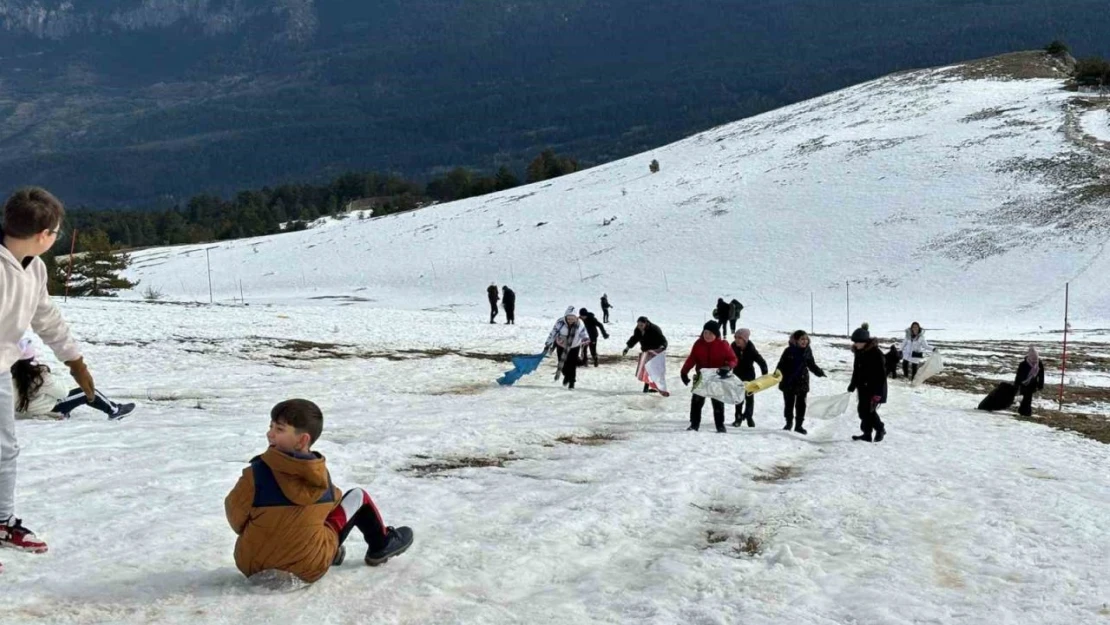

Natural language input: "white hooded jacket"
[15,370,69,418]
[0,245,82,370]
[900,327,932,364]
[546,307,591,350]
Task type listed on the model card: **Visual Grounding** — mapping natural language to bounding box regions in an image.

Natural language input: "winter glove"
[622,348,630,357]
[65,357,96,401]
[681,373,691,386]
[817,371,827,378]
[847,384,856,393]
[716,367,731,379]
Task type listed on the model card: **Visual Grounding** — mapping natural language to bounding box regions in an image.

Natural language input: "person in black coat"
[730,328,767,427]
[578,308,609,367]
[714,298,731,330]
[486,283,499,324]
[623,316,668,392]
[502,286,516,325]
[848,324,888,442]
[600,294,612,323]
[1015,346,1046,417]
[775,330,826,435]
[885,345,901,379]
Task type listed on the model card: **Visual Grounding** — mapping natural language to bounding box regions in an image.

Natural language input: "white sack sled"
[911,353,944,387]
[691,371,747,405]
[806,392,854,420]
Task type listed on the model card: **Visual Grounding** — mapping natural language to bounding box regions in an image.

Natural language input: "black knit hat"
[579,308,588,317]
[851,322,871,344]
[703,320,721,338]
[637,316,649,324]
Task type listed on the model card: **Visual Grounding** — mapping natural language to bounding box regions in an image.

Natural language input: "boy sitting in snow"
[225,399,413,583]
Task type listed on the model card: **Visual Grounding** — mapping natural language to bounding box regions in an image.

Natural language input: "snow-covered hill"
[125,53,1110,336]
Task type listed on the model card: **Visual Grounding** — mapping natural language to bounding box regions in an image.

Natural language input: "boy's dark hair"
[3,187,65,238]
[271,399,324,445]
[11,359,51,414]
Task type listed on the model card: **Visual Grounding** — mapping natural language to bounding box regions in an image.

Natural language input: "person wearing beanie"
[1015,346,1045,417]
[578,308,609,367]
[774,330,826,435]
[623,317,669,392]
[899,321,932,381]
[730,328,768,427]
[544,306,591,389]
[847,323,888,442]
[680,321,738,432]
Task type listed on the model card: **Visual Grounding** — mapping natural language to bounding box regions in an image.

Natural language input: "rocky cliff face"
[0,0,317,42]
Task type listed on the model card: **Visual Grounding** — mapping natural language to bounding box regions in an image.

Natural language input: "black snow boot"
[874,426,886,442]
[332,545,346,566]
[794,424,807,435]
[746,417,755,428]
[686,425,698,431]
[365,526,414,566]
[782,419,793,431]
[852,433,873,442]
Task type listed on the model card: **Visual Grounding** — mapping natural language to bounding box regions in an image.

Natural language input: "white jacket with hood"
[900,327,932,364]
[1,245,82,371]
[15,370,69,418]
[545,307,591,350]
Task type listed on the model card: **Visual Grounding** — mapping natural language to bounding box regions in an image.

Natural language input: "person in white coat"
[900,321,932,380]
[544,306,591,389]
[11,340,134,421]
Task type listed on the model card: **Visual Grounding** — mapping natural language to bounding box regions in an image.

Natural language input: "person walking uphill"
[600,294,612,323]
[680,321,738,433]
[714,298,731,331]
[578,308,609,367]
[487,283,500,324]
[502,286,516,325]
[900,321,931,380]
[728,299,744,336]
[848,323,888,442]
[1015,346,1045,417]
[0,187,98,563]
[730,328,767,427]
[775,330,826,435]
[544,307,591,389]
[623,317,668,392]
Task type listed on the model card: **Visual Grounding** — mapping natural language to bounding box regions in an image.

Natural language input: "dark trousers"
[489,301,499,323]
[325,488,388,551]
[505,306,515,324]
[561,348,582,387]
[734,393,755,423]
[585,341,599,366]
[782,391,807,427]
[856,391,886,436]
[902,361,918,380]
[728,319,737,335]
[1018,388,1035,417]
[602,309,610,323]
[52,388,118,417]
[690,394,725,431]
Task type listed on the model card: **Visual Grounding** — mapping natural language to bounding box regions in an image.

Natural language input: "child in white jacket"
[11,340,134,420]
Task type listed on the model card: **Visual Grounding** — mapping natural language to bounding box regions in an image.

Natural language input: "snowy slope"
[3,300,1109,625]
[121,59,1110,336]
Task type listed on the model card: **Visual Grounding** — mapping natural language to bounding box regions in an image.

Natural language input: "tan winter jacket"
[0,245,81,370]
[225,447,343,583]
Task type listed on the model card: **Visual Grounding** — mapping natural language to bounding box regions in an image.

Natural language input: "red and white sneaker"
[0,517,48,553]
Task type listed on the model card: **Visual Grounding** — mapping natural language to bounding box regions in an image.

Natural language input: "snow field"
[1,300,1107,624]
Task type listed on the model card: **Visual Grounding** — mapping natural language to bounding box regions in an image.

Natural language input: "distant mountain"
[1,1,1108,208]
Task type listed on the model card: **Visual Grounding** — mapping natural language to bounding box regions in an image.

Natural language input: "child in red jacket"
[680,321,738,432]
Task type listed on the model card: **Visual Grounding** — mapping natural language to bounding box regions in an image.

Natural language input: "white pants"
[0,373,17,519]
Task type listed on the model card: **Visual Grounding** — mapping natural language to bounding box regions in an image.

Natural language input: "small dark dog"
[885,345,901,379]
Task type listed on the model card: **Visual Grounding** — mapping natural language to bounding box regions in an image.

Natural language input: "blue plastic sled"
[497,353,548,386]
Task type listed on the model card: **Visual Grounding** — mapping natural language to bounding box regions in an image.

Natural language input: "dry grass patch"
[405,454,515,478]
[555,432,621,446]
[735,535,764,557]
[752,465,797,483]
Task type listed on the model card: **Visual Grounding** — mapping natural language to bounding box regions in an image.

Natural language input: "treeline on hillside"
[59,149,581,253]
[1049,40,1110,86]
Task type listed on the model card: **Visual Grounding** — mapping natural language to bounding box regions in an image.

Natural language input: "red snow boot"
[0,517,48,553]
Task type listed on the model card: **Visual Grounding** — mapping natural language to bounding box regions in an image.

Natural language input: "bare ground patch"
[752,465,798,483]
[554,432,621,447]
[404,453,517,478]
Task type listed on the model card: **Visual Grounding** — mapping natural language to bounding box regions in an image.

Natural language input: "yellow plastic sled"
[744,370,783,394]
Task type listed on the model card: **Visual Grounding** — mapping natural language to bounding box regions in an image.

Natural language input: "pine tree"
[67,230,138,297]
